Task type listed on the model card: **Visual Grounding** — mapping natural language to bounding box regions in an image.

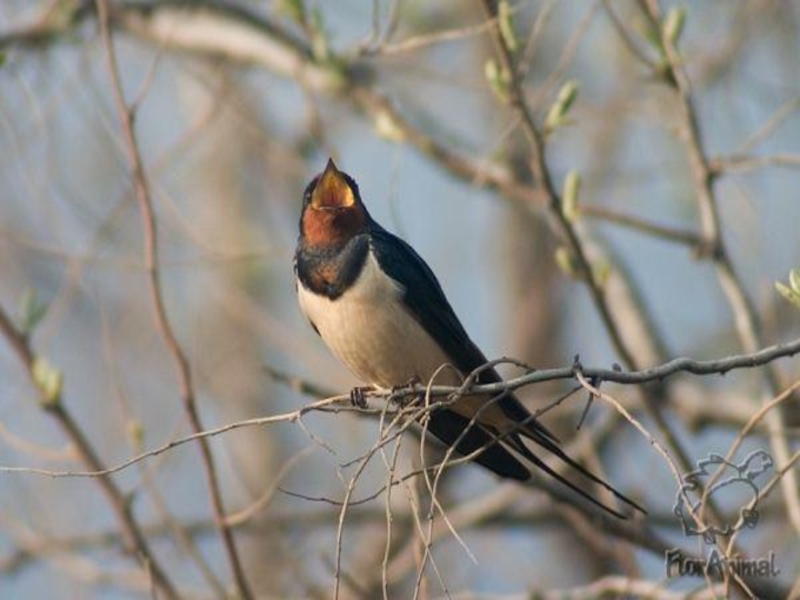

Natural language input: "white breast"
[297,252,460,389]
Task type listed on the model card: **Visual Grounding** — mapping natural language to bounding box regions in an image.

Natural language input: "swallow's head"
[300,159,370,247]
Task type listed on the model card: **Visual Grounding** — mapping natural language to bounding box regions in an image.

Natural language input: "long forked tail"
[426,409,532,481]
[424,407,645,519]
[511,425,647,517]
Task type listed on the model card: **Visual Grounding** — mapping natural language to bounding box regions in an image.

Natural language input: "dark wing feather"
[368,226,645,516]
[368,227,555,439]
[425,410,530,481]
[368,227,489,376]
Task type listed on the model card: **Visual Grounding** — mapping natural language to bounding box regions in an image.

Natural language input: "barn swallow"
[294,159,644,518]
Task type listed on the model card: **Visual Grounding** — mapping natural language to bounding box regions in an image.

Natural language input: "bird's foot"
[350,386,373,408]
[392,376,422,405]
[397,375,421,391]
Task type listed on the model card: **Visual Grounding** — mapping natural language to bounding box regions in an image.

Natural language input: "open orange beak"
[310,159,355,209]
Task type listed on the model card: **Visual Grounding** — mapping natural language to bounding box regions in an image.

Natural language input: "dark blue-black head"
[299,159,371,247]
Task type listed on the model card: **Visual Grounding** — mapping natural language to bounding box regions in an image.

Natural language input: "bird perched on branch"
[294,159,644,518]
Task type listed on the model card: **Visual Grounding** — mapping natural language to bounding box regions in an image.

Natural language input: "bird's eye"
[303,176,320,206]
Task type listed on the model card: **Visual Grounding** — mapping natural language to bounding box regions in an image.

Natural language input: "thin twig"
[638,0,800,534]
[518,0,556,78]
[100,302,228,597]
[532,1,602,107]
[3,339,799,479]
[225,447,315,527]
[332,405,410,599]
[709,153,800,175]
[477,2,729,535]
[723,378,800,468]
[94,1,253,596]
[0,305,180,599]
[579,204,702,248]
[362,15,500,56]
[735,97,800,155]
[575,373,754,598]
[535,575,725,600]
[601,0,659,70]
[263,364,339,398]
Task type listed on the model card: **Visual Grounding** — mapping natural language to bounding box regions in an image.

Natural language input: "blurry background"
[0,1,799,598]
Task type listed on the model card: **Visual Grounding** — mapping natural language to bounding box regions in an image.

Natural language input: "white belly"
[297,253,460,388]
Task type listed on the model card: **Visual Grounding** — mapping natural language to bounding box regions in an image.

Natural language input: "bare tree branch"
[0,305,180,599]
[94,1,253,596]
[637,0,800,534]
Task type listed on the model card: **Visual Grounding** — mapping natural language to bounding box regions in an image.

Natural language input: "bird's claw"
[395,375,421,392]
[350,386,371,408]
[391,376,421,405]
